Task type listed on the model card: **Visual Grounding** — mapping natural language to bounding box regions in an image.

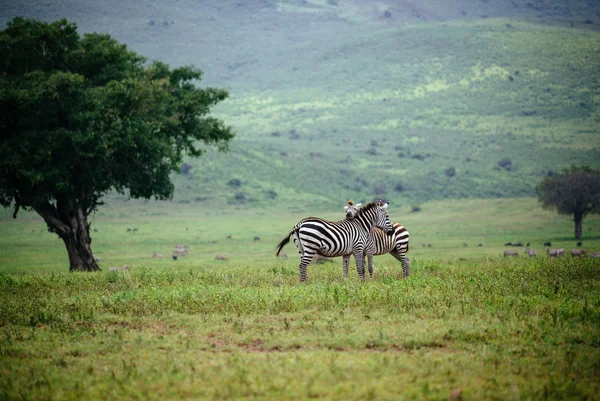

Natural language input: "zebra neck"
[355,212,374,232]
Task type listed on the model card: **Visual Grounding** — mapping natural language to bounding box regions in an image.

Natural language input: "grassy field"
[1,198,600,400]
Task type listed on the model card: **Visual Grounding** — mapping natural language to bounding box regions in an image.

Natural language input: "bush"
[444,167,456,177]
[498,158,514,171]
[265,190,278,199]
[394,182,405,192]
[227,178,242,188]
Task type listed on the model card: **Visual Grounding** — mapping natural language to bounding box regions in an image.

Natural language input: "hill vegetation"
[1,0,599,210]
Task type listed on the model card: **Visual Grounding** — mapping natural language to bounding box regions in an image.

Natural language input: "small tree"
[0,18,234,271]
[537,166,600,239]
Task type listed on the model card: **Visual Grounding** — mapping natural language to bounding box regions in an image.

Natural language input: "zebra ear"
[377,200,389,209]
[356,203,362,208]
[344,205,350,211]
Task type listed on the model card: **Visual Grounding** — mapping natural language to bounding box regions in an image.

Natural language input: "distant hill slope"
[1,0,599,211]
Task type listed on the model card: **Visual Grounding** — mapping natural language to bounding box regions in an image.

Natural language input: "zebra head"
[374,200,394,236]
[344,201,362,220]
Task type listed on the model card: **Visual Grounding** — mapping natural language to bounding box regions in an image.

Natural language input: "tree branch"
[32,200,70,236]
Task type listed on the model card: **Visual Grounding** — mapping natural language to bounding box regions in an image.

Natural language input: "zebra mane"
[355,202,376,217]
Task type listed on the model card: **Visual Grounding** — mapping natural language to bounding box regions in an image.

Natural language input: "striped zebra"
[344,201,410,278]
[275,200,394,282]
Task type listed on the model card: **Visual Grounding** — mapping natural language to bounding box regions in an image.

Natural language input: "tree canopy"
[0,17,234,271]
[537,166,600,239]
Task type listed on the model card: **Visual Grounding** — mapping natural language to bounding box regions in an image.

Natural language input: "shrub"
[227,178,242,188]
[394,182,405,192]
[498,158,514,171]
[444,167,456,177]
[265,190,278,199]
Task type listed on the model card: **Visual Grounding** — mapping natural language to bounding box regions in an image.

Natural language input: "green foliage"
[538,165,600,216]
[0,17,234,211]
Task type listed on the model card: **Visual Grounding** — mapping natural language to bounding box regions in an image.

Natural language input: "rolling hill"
[1,0,599,211]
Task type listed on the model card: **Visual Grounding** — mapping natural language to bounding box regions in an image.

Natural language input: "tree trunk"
[61,221,99,272]
[574,211,583,240]
[33,197,100,272]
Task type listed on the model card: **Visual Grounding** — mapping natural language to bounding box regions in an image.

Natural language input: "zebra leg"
[343,255,350,278]
[391,251,410,278]
[299,252,316,282]
[367,253,373,278]
[354,251,365,281]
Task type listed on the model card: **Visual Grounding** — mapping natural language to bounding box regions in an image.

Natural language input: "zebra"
[547,248,564,257]
[344,201,410,278]
[275,200,394,282]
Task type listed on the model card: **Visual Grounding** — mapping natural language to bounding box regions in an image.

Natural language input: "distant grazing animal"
[524,248,537,257]
[512,242,523,247]
[226,235,232,239]
[576,241,582,247]
[127,228,132,232]
[344,201,410,278]
[133,228,138,232]
[504,249,519,257]
[504,242,513,246]
[253,236,261,241]
[173,244,188,256]
[477,243,482,247]
[275,200,394,282]
[152,252,163,259]
[526,242,530,247]
[544,242,552,247]
[588,252,600,259]
[547,248,564,257]
[571,249,586,257]
[215,254,228,261]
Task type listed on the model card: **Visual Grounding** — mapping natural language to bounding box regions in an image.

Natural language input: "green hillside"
[1,0,599,210]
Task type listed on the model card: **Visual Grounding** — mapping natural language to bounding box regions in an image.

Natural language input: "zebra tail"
[275,231,293,256]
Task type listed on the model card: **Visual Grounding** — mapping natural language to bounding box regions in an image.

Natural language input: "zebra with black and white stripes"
[275,200,394,282]
[343,201,410,278]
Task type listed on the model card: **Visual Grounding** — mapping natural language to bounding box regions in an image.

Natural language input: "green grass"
[1,256,599,400]
[1,198,600,399]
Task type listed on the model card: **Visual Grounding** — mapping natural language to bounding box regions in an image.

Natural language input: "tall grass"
[1,257,599,400]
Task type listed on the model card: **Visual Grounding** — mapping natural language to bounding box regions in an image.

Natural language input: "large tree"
[537,166,600,239]
[0,17,234,271]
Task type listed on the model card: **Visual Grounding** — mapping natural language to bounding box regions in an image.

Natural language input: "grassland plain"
[1,198,600,400]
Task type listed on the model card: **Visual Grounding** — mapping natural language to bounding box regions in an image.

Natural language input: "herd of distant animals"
[503,241,595,258]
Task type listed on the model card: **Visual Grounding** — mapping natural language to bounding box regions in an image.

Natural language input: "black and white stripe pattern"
[343,202,410,278]
[275,201,394,282]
